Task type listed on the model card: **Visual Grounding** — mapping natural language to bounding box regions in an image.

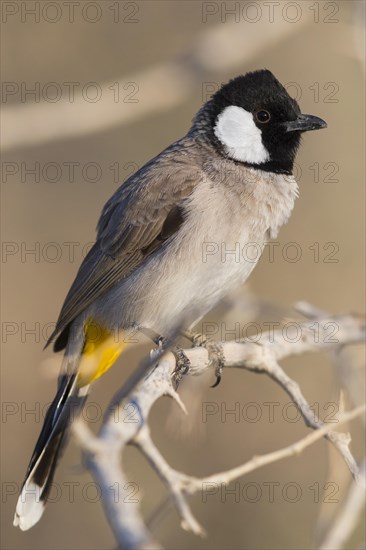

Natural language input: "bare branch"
[72,305,365,550]
[319,459,366,550]
[184,405,366,491]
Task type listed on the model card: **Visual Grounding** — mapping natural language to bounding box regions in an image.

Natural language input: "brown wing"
[46,140,201,350]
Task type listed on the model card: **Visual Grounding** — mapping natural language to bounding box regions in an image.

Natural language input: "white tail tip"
[13,481,45,531]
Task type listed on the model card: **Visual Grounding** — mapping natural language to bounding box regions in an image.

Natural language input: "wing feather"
[46,140,201,350]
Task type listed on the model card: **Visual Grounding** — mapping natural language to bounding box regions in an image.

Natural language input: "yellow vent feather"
[77,321,126,387]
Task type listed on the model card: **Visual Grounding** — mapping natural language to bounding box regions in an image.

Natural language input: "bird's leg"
[182,330,225,387]
[136,325,223,386]
[153,331,191,388]
[171,346,191,388]
[135,325,190,388]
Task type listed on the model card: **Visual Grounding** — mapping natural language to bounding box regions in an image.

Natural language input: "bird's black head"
[193,70,327,175]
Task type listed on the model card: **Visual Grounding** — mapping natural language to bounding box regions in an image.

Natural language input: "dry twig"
[72,303,365,549]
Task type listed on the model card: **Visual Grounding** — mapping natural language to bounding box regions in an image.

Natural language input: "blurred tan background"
[1,1,365,549]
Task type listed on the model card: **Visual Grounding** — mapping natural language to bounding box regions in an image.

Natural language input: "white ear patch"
[214,105,270,164]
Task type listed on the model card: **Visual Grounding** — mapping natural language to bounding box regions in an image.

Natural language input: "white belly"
[91,171,298,335]
[139,172,297,333]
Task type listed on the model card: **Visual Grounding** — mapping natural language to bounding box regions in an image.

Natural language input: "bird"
[14,69,327,530]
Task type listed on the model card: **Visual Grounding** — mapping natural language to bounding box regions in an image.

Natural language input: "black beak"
[284,114,327,133]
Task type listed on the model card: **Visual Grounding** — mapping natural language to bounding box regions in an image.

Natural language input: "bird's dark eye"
[256,110,271,123]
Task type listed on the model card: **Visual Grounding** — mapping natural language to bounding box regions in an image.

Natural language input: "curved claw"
[181,330,226,388]
[211,372,222,388]
[172,346,191,389]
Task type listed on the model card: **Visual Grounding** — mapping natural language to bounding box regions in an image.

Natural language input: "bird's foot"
[172,346,191,388]
[183,330,225,387]
[136,326,190,388]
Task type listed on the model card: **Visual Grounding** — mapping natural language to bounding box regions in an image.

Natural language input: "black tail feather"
[14,374,88,530]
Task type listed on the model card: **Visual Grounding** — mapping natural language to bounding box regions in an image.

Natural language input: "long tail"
[14,321,128,530]
[13,374,89,531]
